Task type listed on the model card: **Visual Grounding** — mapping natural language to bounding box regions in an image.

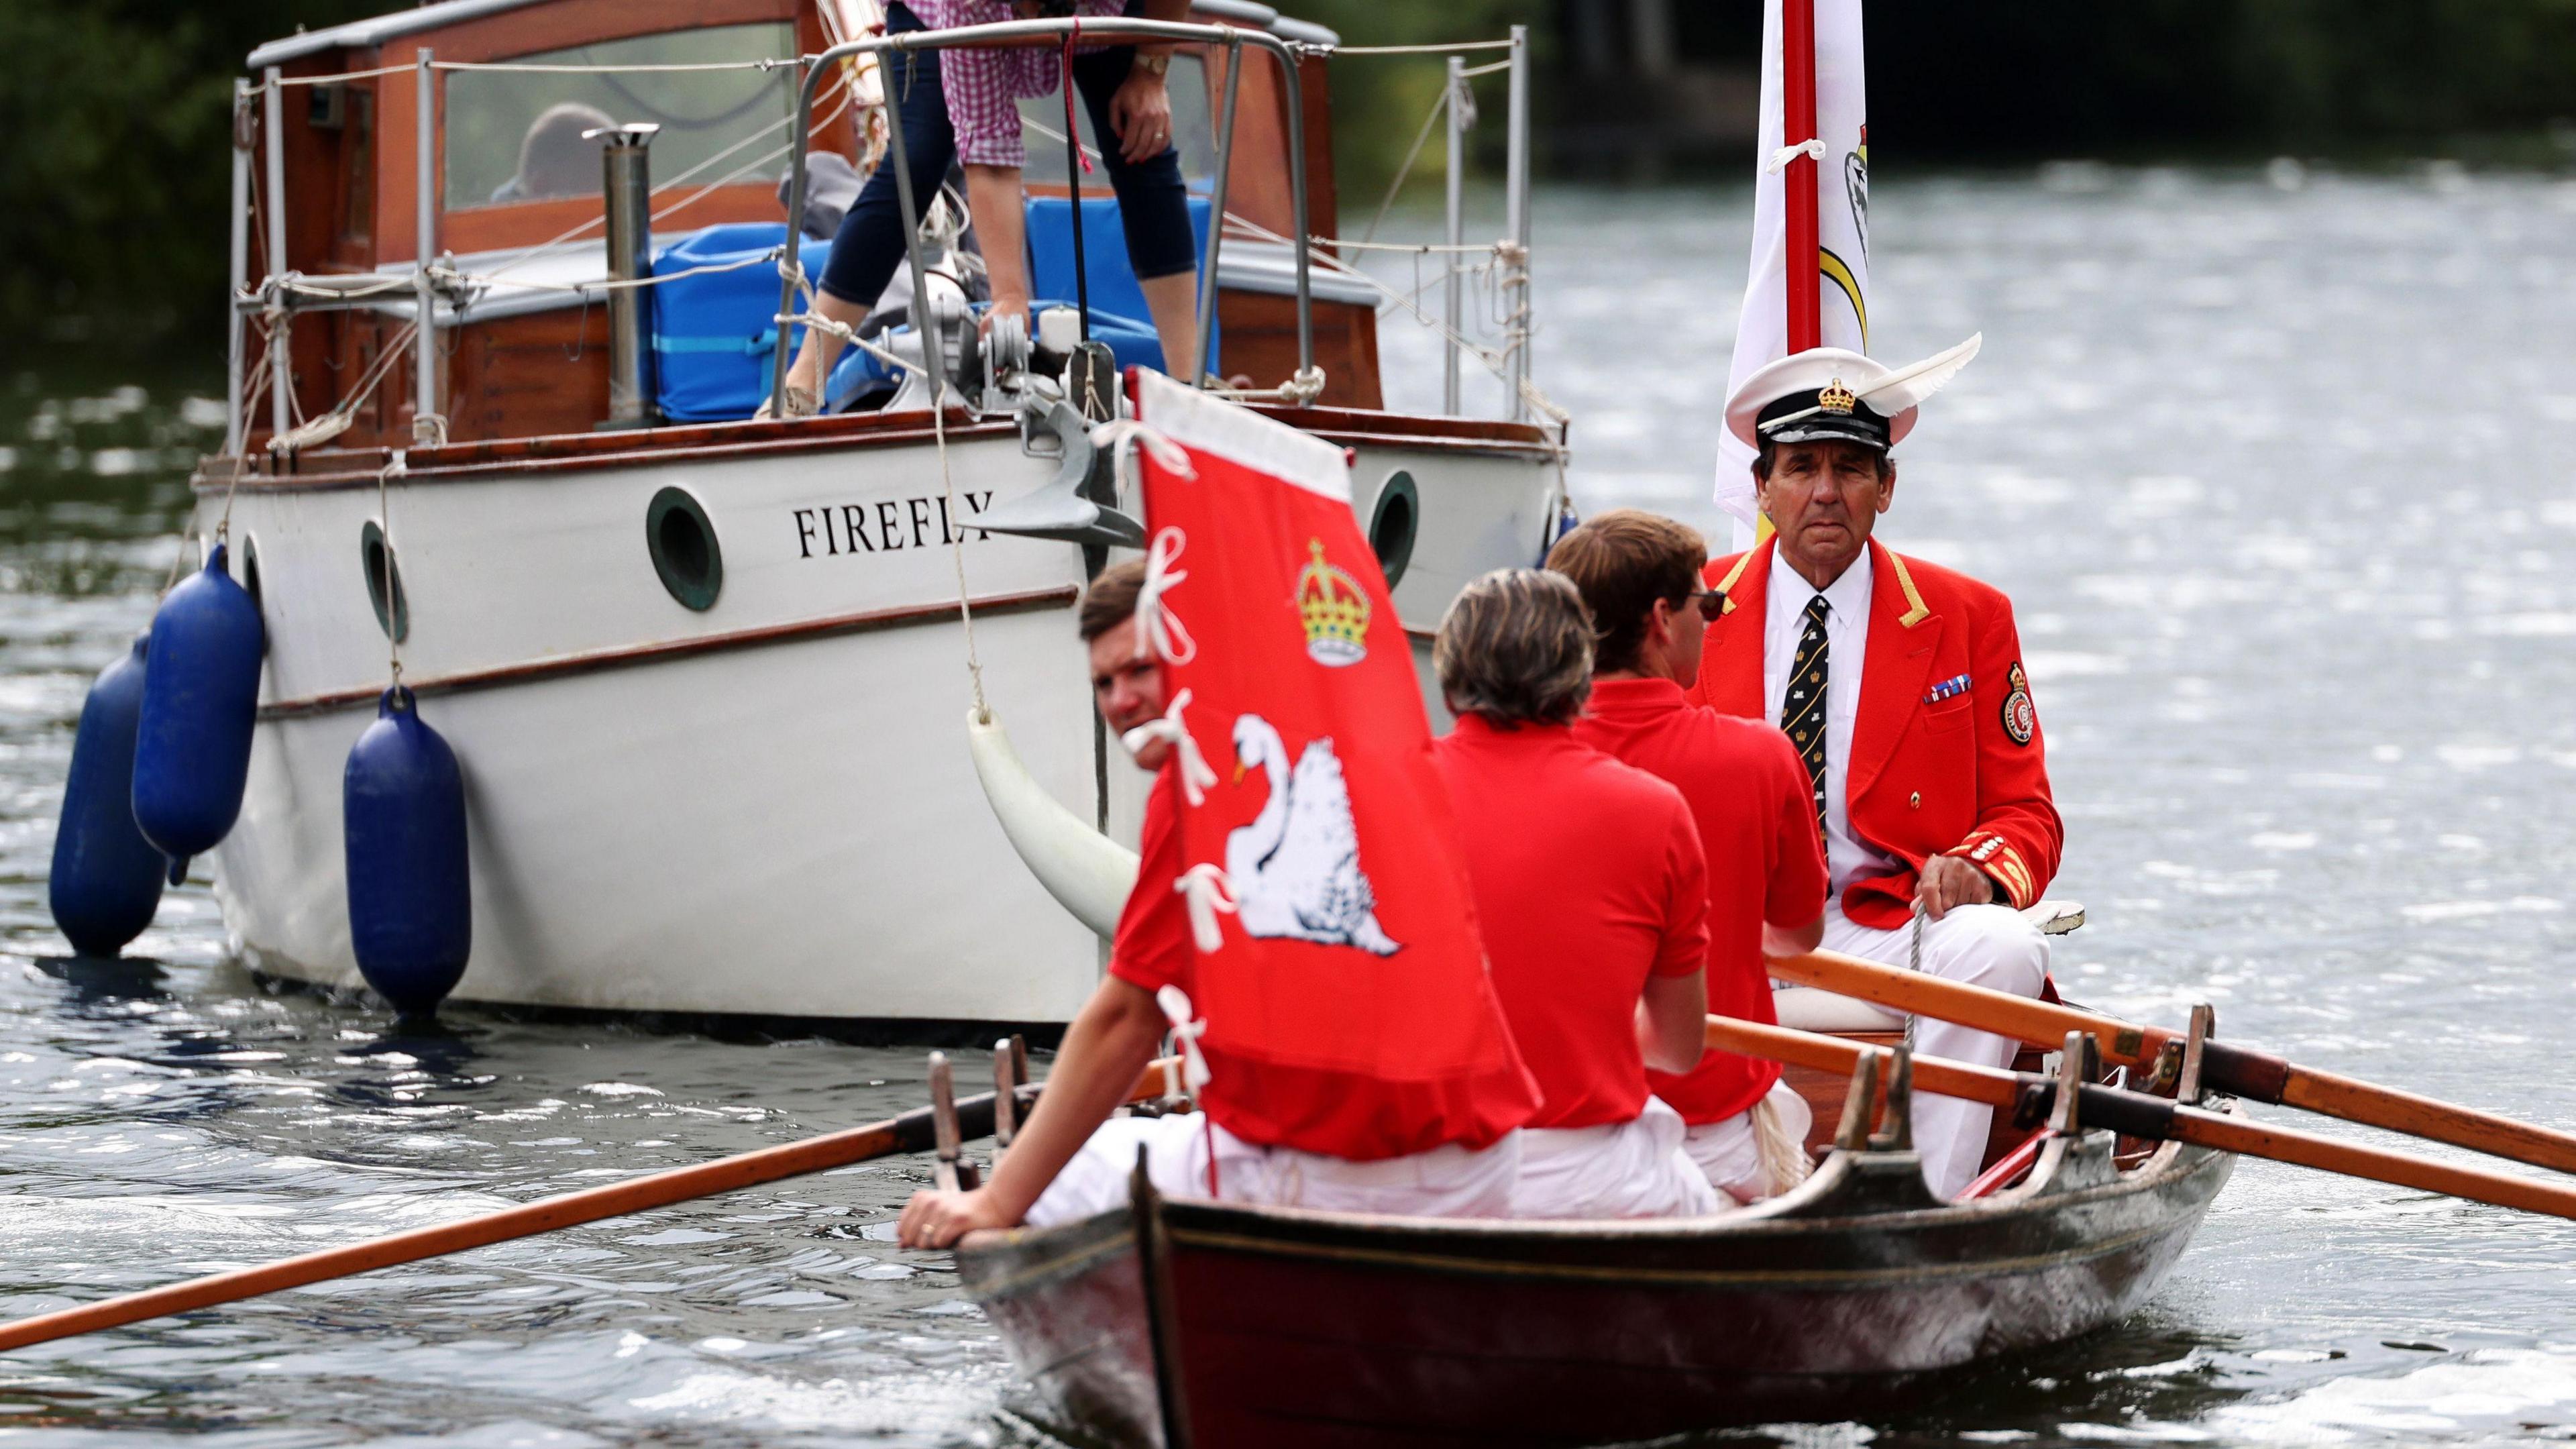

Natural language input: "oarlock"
[929,1052,981,1192]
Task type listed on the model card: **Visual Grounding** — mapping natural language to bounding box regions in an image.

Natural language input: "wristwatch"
[1134,50,1171,77]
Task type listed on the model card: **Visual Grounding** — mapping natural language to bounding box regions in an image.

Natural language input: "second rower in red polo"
[1550,511,1829,1203]
[1432,570,1721,1219]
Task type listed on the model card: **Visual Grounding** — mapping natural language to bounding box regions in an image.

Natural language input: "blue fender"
[50,634,167,956]
[343,685,471,1016]
[131,544,265,878]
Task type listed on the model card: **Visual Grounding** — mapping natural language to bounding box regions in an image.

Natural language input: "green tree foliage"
[0,0,379,352]
[1868,1,2576,158]
[9,0,2576,347]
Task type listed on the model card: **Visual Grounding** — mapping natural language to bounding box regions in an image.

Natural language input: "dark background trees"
[7,0,2576,352]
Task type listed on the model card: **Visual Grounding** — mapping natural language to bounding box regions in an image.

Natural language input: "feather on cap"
[1723,334,1983,451]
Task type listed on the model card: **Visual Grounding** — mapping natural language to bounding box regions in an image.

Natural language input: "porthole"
[360,520,409,643]
[229,533,264,613]
[1368,470,1420,591]
[646,486,722,612]
[231,534,268,655]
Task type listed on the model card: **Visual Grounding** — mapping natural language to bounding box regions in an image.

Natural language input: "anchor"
[968,394,1146,551]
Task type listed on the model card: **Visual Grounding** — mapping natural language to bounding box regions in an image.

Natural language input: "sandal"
[753,384,820,421]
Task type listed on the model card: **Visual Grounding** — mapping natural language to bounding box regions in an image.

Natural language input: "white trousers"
[1818,901,2049,1199]
[1680,1081,1815,1205]
[1023,1112,1523,1226]
[1512,1096,1722,1220]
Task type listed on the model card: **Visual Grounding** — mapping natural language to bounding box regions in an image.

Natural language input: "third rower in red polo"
[1550,510,1829,1203]
[1432,570,1721,1219]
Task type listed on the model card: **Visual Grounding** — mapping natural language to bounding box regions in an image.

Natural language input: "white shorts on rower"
[1792,901,2049,1199]
[1513,1095,1722,1220]
[1680,1081,1815,1205]
[1023,1112,1523,1226]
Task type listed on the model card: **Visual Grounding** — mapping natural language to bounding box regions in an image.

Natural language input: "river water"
[4,168,2576,1446]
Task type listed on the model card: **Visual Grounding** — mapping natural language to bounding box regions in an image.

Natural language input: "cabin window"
[444,23,796,211]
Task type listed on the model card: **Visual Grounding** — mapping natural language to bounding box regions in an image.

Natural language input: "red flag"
[1124,370,1537,1161]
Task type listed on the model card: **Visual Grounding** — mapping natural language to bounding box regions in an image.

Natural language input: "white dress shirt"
[1763,549,1900,894]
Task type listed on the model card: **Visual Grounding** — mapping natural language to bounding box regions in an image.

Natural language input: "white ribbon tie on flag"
[1091,418,1197,482]
[1120,687,1220,804]
[1764,138,1828,174]
[1173,862,1238,953]
[1155,984,1214,1096]
[1132,527,1197,665]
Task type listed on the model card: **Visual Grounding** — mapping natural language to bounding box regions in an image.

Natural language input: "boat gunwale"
[189,405,1562,496]
[961,1106,2237,1299]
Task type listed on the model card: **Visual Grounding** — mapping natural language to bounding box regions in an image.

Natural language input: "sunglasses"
[1680,589,1725,621]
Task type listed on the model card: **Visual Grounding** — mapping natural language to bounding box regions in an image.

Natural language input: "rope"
[264,65,414,88]
[1903,907,1927,1053]
[268,318,421,456]
[1358,82,1450,246]
[434,59,792,74]
[217,343,274,541]
[933,398,987,721]
[771,308,923,380]
[464,85,851,289]
[437,248,779,297]
[1326,237,1503,255]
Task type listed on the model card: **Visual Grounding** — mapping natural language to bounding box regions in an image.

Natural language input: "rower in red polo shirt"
[1431,570,1721,1220]
[1550,510,1829,1203]
[898,562,1537,1248]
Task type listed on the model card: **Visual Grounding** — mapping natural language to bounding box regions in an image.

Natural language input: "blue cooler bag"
[652,223,802,422]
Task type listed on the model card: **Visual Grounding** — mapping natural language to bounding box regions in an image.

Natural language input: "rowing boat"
[955,1030,2236,1447]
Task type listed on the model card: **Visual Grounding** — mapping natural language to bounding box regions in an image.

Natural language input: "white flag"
[1715,0,1870,545]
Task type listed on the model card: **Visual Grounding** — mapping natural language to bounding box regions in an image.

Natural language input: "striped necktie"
[1782,594,1831,843]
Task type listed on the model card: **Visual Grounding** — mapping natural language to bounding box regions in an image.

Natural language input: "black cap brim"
[1759,415,1891,449]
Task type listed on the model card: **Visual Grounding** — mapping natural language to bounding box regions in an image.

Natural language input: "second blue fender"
[131,543,265,879]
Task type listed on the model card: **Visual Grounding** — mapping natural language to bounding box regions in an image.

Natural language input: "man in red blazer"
[1686,337,2063,1199]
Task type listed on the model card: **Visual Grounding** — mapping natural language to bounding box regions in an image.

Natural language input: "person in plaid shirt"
[769,0,1199,416]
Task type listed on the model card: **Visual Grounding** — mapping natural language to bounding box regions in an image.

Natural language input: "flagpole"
[1780,0,1821,353]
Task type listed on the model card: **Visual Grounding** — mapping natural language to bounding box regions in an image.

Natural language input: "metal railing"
[219,20,1544,449]
[771,17,1316,411]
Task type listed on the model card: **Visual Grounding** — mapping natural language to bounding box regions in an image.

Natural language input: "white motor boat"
[192,0,1562,1033]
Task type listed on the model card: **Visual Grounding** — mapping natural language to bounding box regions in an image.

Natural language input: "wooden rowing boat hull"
[960,1129,2233,1447]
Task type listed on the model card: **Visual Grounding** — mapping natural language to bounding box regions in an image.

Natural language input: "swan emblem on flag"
[1225,714,1401,956]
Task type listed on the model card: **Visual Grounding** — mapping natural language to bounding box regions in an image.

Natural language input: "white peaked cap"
[1722,333,1984,451]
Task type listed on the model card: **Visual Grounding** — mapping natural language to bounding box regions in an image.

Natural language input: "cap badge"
[1817,377,1858,415]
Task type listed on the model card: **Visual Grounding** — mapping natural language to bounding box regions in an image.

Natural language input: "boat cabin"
[234,0,1378,455]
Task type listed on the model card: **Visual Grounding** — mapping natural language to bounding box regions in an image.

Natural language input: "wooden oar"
[1768,948,2576,1177]
[0,1055,1181,1356]
[1707,1014,2576,1222]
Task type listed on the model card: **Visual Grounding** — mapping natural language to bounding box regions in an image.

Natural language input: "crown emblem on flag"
[1295,538,1372,667]
[1817,377,1858,415]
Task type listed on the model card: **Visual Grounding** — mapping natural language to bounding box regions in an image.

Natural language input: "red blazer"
[1683,538,2062,929]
